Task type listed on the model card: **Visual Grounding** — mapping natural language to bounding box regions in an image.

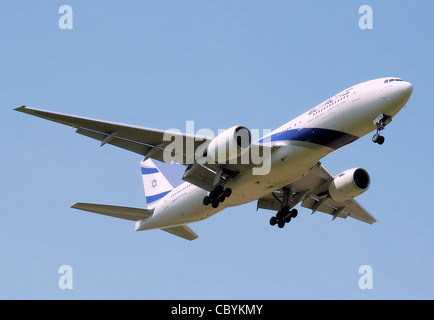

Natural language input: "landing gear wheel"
[215,185,224,195]
[203,196,211,206]
[211,200,219,208]
[373,133,385,145]
[270,216,277,226]
[290,209,298,218]
[277,220,286,228]
[224,188,232,197]
[209,190,216,199]
[284,216,292,223]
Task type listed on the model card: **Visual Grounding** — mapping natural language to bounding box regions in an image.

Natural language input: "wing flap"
[182,162,218,192]
[257,197,281,212]
[329,198,377,224]
[71,202,154,221]
[301,197,338,216]
[76,127,154,156]
[161,225,199,241]
[301,196,376,224]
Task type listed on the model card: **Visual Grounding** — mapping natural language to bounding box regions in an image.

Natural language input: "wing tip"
[14,105,27,112]
[70,202,80,209]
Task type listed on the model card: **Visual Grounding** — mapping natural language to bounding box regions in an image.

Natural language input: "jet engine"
[205,126,251,163]
[328,168,370,202]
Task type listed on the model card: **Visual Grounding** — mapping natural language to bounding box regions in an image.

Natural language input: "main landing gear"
[372,114,392,145]
[269,187,299,228]
[269,206,298,229]
[203,185,232,209]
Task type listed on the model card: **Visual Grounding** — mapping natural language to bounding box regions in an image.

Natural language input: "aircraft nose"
[401,81,413,100]
[384,80,413,105]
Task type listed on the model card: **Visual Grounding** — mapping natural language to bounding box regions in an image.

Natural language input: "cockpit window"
[385,78,404,83]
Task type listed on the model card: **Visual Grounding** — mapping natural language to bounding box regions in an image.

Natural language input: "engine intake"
[328,168,370,202]
[205,126,251,163]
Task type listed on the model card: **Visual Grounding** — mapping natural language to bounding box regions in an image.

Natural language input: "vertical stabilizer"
[140,159,174,208]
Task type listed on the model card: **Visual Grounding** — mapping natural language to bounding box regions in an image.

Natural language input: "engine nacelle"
[328,168,370,202]
[205,126,251,163]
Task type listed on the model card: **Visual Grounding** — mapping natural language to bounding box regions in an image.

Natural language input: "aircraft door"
[352,87,361,102]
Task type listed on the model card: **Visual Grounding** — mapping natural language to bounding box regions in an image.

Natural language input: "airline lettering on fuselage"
[308,88,353,117]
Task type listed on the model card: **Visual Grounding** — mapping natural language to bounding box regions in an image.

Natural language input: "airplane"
[15,77,413,240]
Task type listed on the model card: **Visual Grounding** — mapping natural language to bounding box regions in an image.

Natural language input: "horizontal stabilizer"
[71,202,153,221]
[161,225,199,241]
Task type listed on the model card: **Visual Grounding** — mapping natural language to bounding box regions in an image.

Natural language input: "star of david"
[151,179,158,188]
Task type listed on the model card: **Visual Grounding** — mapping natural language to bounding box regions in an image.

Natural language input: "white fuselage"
[135,77,413,231]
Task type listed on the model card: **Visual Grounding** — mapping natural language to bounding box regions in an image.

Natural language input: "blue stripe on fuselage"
[258,128,358,150]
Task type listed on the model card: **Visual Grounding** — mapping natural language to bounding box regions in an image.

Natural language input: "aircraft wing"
[15,106,271,185]
[257,162,377,224]
[15,105,211,165]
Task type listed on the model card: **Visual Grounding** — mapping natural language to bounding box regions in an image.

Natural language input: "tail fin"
[140,159,174,208]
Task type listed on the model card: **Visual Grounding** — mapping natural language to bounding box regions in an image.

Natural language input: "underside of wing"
[257,162,377,224]
[15,105,211,164]
[15,106,274,191]
[301,196,377,224]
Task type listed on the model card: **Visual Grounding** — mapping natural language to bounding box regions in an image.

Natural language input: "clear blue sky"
[1,0,433,299]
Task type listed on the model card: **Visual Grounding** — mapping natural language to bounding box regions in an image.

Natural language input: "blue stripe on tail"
[146,190,171,204]
[141,167,159,175]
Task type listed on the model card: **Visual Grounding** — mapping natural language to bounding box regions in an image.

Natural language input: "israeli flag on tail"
[140,159,174,208]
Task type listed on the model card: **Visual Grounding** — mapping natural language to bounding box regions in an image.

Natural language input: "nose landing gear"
[372,132,385,145]
[372,114,392,145]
